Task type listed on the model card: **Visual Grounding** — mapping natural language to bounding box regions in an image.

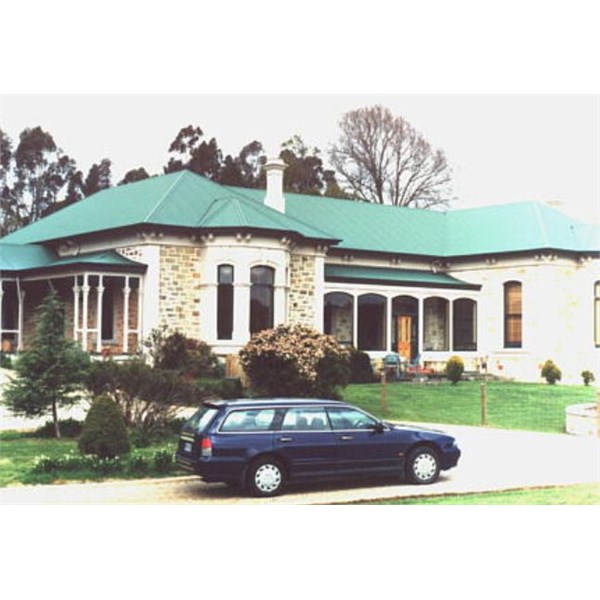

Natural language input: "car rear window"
[220,408,277,432]
[186,406,218,433]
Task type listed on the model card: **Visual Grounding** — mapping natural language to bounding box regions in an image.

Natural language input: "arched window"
[217,265,234,340]
[504,281,522,348]
[324,292,354,345]
[358,294,387,351]
[250,266,274,334]
[453,298,477,351]
[424,297,449,351]
[594,281,600,347]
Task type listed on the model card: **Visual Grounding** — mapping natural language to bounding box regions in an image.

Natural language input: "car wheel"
[406,446,440,484]
[247,458,285,497]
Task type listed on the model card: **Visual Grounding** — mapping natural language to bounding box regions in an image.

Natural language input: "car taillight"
[200,437,212,457]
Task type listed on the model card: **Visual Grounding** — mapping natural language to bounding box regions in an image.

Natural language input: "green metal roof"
[325,265,481,290]
[228,186,600,257]
[0,243,56,272]
[0,244,145,275]
[1,171,335,246]
[1,170,597,258]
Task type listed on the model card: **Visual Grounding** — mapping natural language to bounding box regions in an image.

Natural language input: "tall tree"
[4,290,89,438]
[0,127,77,233]
[278,135,347,197]
[218,140,265,188]
[329,105,452,208]
[164,125,222,180]
[119,167,150,185]
[83,158,112,196]
[0,129,19,235]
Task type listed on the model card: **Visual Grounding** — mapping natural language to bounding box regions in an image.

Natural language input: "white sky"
[1,94,598,224]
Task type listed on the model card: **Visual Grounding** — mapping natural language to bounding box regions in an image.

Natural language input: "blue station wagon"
[175,398,461,497]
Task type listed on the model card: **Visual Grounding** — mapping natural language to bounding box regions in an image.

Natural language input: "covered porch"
[1,246,146,356]
[322,264,481,369]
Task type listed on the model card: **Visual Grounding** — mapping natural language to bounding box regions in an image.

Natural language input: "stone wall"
[287,253,316,327]
[159,245,201,337]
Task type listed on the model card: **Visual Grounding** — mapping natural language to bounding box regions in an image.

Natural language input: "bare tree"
[329,105,452,208]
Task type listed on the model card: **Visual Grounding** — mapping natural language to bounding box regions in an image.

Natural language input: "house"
[1,159,599,383]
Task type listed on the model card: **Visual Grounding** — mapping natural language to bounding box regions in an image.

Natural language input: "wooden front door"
[396,316,412,360]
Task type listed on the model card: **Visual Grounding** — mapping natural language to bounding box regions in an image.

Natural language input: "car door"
[327,406,403,475]
[273,406,339,480]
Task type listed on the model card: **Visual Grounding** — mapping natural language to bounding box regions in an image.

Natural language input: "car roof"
[204,398,347,410]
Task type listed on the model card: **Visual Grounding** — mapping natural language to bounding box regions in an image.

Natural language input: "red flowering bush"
[239,324,351,399]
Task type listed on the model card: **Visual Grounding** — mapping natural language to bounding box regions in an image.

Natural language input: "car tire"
[247,458,285,497]
[406,446,440,484]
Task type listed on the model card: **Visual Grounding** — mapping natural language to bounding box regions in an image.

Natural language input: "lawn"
[343,380,596,433]
[0,433,181,486]
[358,484,600,505]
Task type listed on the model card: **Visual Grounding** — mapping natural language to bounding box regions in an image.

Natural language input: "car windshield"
[186,406,218,433]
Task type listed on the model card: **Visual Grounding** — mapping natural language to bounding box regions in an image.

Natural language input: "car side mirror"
[371,422,386,433]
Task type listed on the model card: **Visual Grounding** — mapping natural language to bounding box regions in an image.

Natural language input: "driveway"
[1,423,598,504]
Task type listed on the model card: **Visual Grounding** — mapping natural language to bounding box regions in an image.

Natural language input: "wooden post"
[596,387,600,439]
[480,381,488,426]
[480,357,488,426]
[380,368,387,413]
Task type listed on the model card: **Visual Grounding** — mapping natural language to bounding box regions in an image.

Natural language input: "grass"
[343,380,597,433]
[0,433,182,486]
[358,484,600,505]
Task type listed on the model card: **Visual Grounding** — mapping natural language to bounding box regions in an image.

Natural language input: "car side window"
[281,407,331,431]
[327,407,378,430]
[221,409,277,432]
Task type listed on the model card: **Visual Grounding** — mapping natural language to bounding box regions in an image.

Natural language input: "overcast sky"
[1,94,598,223]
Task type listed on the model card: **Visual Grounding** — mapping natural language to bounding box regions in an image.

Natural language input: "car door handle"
[279,437,293,442]
[340,435,354,441]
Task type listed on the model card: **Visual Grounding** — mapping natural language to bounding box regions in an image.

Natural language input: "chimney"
[263,158,287,213]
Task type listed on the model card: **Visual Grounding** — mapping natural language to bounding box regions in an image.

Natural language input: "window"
[357,294,387,351]
[324,292,354,345]
[327,407,378,430]
[282,407,330,431]
[453,298,477,351]
[221,409,277,432]
[504,281,522,348]
[217,265,234,340]
[424,297,449,351]
[250,266,274,334]
[595,282,600,347]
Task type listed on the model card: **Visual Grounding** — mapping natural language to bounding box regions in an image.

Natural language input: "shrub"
[581,370,595,386]
[79,394,131,458]
[153,449,174,473]
[239,324,350,399]
[445,356,465,385]
[148,329,220,378]
[541,360,562,384]
[1,352,13,369]
[34,418,83,438]
[128,452,150,474]
[348,347,375,383]
[196,377,244,400]
[85,359,204,436]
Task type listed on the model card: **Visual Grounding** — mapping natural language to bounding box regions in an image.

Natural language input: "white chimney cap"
[264,157,287,213]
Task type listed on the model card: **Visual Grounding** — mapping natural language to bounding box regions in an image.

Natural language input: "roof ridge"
[194,195,248,228]
[531,202,550,247]
[143,171,188,224]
